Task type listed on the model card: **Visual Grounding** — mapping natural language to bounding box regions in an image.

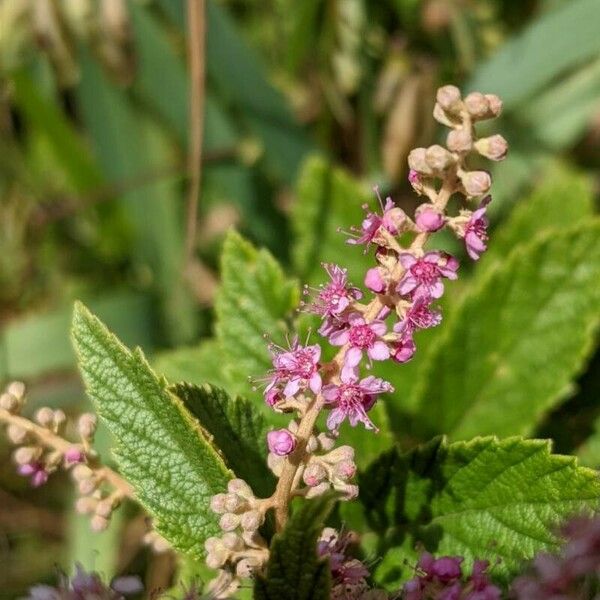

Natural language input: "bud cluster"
[0,381,132,532]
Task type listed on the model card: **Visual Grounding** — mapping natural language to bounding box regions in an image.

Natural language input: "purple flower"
[390,334,416,363]
[18,461,49,488]
[463,196,491,260]
[395,297,442,336]
[415,205,445,232]
[328,313,390,374]
[305,263,362,319]
[317,529,370,588]
[322,368,393,432]
[65,447,85,465]
[397,251,459,299]
[264,338,322,400]
[364,267,386,293]
[267,429,296,456]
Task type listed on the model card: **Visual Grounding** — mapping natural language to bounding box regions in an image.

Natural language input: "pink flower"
[415,205,445,232]
[322,368,393,432]
[267,429,296,456]
[304,263,362,318]
[464,196,490,260]
[18,462,49,487]
[397,251,459,299]
[328,313,390,374]
[317,529,370,588]
[345,188,405,249]
[364,267,385,293]
[395,297,442,335]
[65,447,85,465]
[390,334,416,363]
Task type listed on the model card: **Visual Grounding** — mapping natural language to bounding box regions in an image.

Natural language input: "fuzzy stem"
[0,408,134,498]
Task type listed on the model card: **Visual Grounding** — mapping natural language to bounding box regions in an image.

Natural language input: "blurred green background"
[1,0,599,596]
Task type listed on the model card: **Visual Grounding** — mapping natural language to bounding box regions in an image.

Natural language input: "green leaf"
[292,155,372,286]
[359,437,600,586]
[467,0,600,108]
[412,221,600,440]
[254,496,334,600]
[485,163,594,265]
[578,411,600,468]
[172,382,274,498]
[215,230,299,398]
[72,303,231,559]
[153,340,230,390]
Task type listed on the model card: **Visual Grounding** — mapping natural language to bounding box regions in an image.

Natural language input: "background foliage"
[1,0,599,596]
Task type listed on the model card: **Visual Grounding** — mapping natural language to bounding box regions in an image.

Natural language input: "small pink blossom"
[328,313,390,374]
[267,429,296,456]
[463,196,491,260]
[65,447,85,464]
[364,267,385,293]
[317,529,370,588]
[322,368,393,432]
[397,251,459,299]
[390,334,416,363]
[395,297,442,335]
[345,188,405,249]
[18,461,49,487]
[305,263,362,319]
[264,338,322,400]
[415,205,445,232]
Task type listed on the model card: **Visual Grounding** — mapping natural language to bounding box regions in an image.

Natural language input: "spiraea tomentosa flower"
[205,85,507,594]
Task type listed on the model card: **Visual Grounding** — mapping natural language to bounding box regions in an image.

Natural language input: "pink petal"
[309,373,322,394]
[327,409,345,432]
[429,281,444,298]
[397,276,417,296]
[368,341,390,361]
[283,378,301,397]
[322,384,340,402]
[329,328,349,346]
[369,321,387,336]
[399,253,417,268]
[345,346,363,368]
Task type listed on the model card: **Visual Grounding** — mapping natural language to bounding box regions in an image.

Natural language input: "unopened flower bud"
[204,536,221,553]
[0,393,19,413]
[76,496,98,514]
[227,478,253,499]
[303,462,328,487]
[91,515,109,532]
[306,435,319,453]
[267,429,296,457]
[415,206,445,233]
[210,493,228,514]
[364,267,386,293]
[334,460,357,481]
[460,170,492,197]
[446,127,473,153]
[152,536,170,553]
[14,446,41,465]
[436,85,461,112]
[306,481,331,498]
[220,512,241,532]
[72,464,93,481]
[236,557,259,578]
[53,410,66,429]
[7,381,26,400]
[240,509,263,532]
[35,407,54,427]
[205,548,228,569]
[425,145,454,172]
[485,94,502,117]
[7,424,27,444]
[336,482,359,499]
[224,493,244,513]
[407,148,432,175]
[475,134,508,161]
[65,446,85,464]
[464,92,490,120]
[95,500,113,518]
[317,433,336,451]
[323,445,355,463]
[221,532,244,551]
[79,478,97,495]
[78,413,97,439]
[433,103,455,128]
[408,168,424,194]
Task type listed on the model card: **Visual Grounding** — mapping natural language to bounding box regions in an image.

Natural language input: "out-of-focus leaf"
[360,437,600,587]
[77,52,197,344]
[412,221,600,440]
[11,70,102,192]
[72,303,231,559]
[468,0,600,107]
[578,418,600,468]
[0,292,154,380]
[254,495,334,600]
[215,230,299,398]
[173,382,274,497]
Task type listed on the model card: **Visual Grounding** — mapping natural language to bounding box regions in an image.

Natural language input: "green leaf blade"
[72,303,231,559]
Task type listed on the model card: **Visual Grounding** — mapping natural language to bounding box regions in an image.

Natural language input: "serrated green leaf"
[359,437,600,586]
[215,230,299,398]
[153,340,230,390]
[412,221,600,440]
[485,164,594,265]
[292,155,372,285]
[72,303,231,559]
[172,382,274,498]
[254,496,334,600]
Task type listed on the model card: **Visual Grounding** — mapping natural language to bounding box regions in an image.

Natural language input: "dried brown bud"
[460,170,492,197]
[425,145,455,171]
[446,128,473,153]
[475,134,508,161]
